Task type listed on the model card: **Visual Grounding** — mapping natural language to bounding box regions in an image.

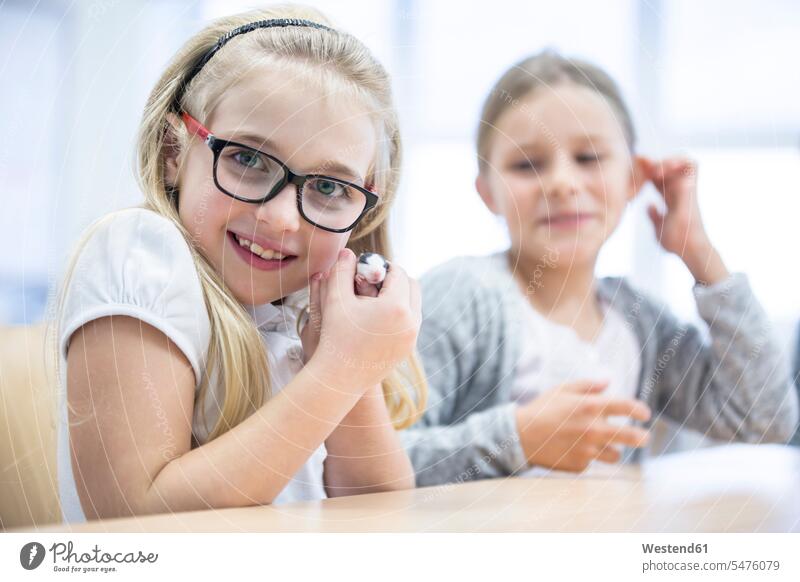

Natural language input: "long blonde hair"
[60,4,427,441]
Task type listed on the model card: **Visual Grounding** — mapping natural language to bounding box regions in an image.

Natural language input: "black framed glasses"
[181,112,379,233]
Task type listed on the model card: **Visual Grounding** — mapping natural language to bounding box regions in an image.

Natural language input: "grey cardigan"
[401,253,799,486]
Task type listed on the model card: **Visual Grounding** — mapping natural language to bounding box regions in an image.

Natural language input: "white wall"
[1,0,799,328]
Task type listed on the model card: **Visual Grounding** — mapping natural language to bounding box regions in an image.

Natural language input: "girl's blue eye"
[233,150,265,170]
[311,179,346,197]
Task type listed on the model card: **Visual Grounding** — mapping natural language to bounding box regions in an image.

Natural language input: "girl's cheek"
[185,194,234,262]
[509,180,541,217]
[177,165,224,239]
[305,232,347,274]
[603,174,632,217]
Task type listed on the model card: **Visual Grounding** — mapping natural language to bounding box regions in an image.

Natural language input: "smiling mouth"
[227,231,298,268]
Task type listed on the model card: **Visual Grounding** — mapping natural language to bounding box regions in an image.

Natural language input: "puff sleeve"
[59,208,211,387]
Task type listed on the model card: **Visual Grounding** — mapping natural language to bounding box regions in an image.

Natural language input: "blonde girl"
[401,51,797,485]
[56,5,426,522]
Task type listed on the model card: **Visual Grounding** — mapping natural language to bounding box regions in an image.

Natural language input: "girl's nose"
[254,183,301,232]
[546,153,579,199]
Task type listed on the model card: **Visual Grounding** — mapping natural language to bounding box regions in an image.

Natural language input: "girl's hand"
[304,249,421,393]
[300,254,394,361]
[514,380,651,472]
[299,270,325,364]
[644,157,729,285]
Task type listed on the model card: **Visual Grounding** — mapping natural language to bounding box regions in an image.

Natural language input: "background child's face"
[478,83,641,268]
[168,69,377,305]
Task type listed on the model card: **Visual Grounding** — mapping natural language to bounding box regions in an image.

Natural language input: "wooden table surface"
[30,444,800,533]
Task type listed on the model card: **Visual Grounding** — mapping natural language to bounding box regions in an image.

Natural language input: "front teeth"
[234,234,287,260]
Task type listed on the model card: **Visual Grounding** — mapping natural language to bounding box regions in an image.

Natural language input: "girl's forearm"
[323,384,415,497]
[683,242,730,286]
[141,363,368,515]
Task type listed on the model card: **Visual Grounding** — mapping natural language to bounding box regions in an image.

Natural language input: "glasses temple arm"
[180,112,212,143]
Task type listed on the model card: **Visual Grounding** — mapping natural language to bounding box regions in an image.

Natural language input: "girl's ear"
[476,174,500,215]
[628,155,651,201]
[163,112,183,188]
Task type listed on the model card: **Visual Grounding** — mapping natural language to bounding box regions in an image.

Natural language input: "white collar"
[244,288,308,335]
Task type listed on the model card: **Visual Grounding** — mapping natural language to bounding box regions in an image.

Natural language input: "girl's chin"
[517,239,602,268]
[226,274,304,306]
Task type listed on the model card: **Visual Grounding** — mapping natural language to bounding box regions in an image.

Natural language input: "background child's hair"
[58,4,427,441]
[476,50,636,173]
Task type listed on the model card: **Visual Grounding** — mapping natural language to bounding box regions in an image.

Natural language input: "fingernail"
[311,272,322,281]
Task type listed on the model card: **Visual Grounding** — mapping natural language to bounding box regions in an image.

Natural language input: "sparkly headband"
[172,18,334,111]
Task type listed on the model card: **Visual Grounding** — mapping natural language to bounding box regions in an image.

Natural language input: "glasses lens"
[301,177,368,231]
[216,144,284,200]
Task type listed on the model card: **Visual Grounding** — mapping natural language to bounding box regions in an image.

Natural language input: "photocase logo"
[20,542,46,570]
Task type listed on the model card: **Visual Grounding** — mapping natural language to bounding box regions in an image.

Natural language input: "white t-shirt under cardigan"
[509,292,642,407]
[507,264,643,475]
[57,208,326,523]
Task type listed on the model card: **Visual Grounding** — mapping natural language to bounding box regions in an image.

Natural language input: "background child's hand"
[514,380,651,472]
[644,157,729,285]
[304,249,421,392]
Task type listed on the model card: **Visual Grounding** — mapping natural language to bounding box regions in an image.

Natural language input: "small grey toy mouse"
[355,252,389,297]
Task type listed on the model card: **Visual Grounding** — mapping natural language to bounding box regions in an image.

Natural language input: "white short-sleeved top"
[57,208,326,523]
